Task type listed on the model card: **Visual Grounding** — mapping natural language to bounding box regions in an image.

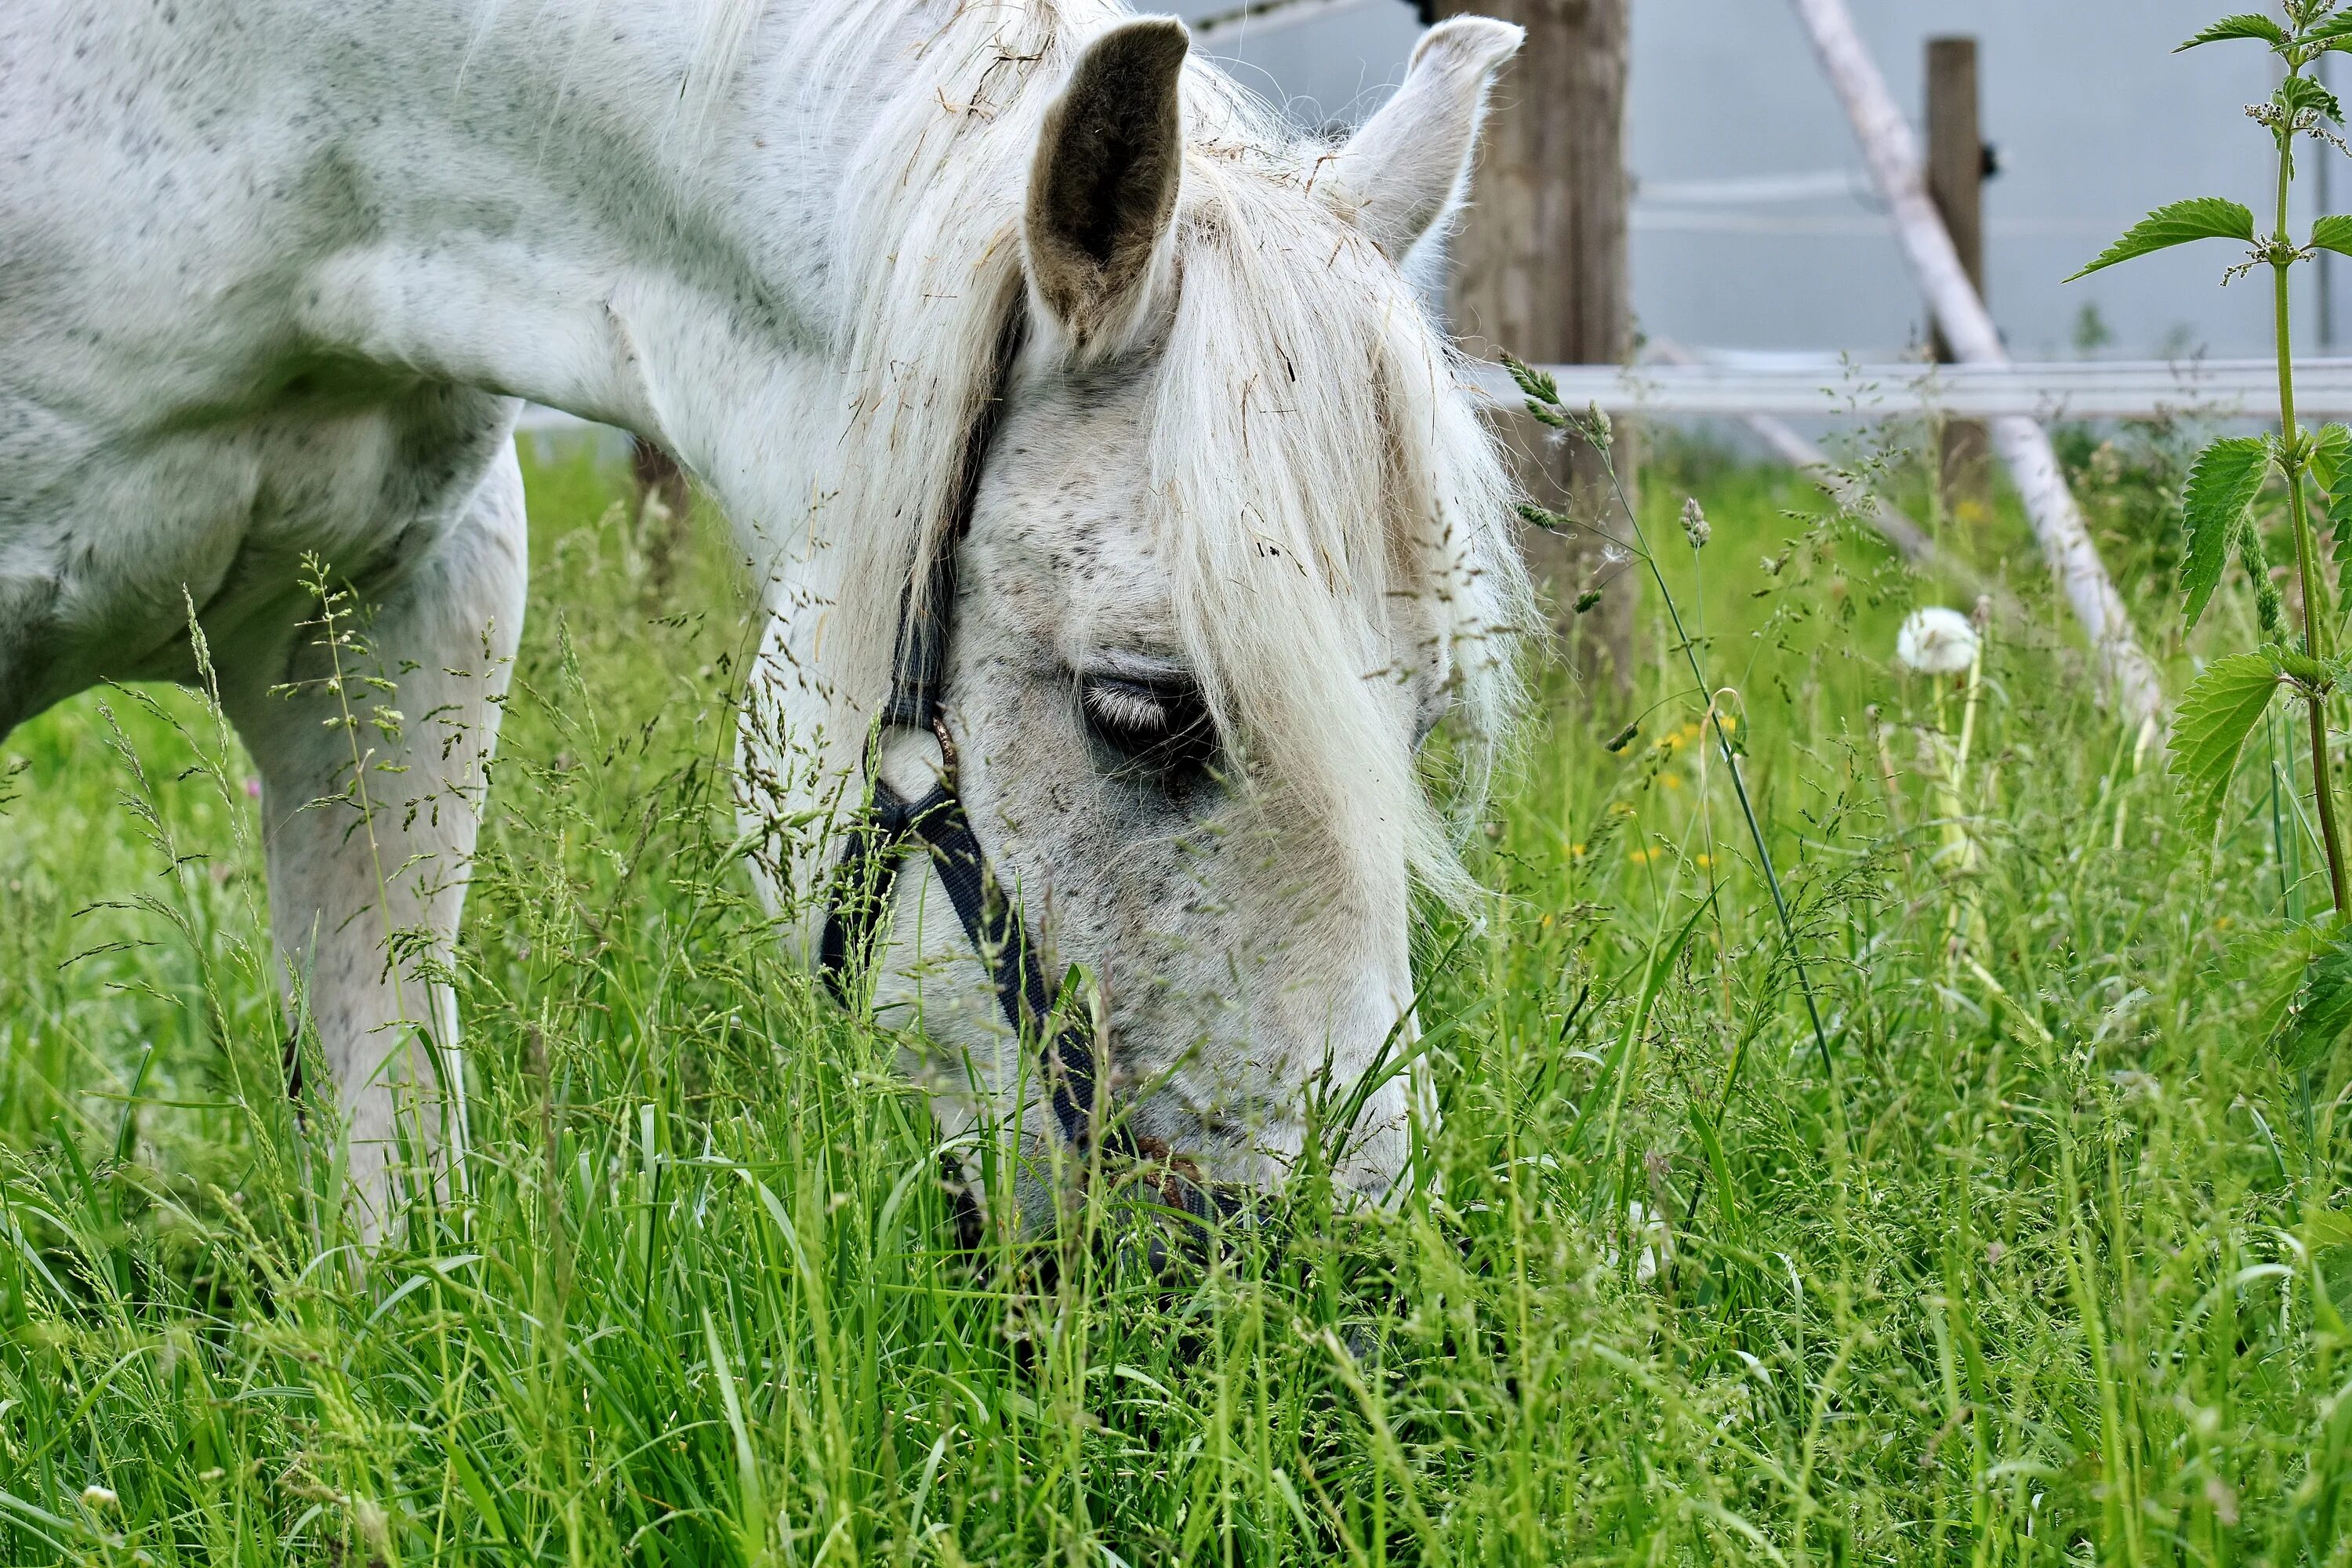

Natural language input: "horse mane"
[788,0,1532,907]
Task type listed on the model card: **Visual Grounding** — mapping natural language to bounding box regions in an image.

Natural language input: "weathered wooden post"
[1926,36,1991,512]
[1426,0,1637,692]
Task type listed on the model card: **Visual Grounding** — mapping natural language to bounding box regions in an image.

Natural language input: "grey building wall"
[1174,0,2336,361]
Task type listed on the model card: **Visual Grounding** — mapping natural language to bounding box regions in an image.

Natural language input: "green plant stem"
[2275,112,2352,914]
[1597,459,1838,1091]
[2307,693,2347,914]
[2270,707,2296,919]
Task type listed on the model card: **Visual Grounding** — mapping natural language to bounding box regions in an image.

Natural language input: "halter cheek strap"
[811,300,1112,1157]
[813,599,1250,1236]
[811,299,1250,1234]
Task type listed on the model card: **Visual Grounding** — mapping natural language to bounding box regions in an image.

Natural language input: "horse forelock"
[1145,158,1529,909]
[798,0,1530,906]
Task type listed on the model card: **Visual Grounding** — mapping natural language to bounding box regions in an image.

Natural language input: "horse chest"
[0,387,513,729]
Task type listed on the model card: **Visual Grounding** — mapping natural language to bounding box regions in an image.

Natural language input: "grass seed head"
[1680,497,1710,550]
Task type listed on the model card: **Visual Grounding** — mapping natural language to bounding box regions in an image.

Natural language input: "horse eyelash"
[1083,678,1178,735]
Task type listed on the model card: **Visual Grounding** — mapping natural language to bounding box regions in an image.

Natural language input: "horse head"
[754,12,1532,1229]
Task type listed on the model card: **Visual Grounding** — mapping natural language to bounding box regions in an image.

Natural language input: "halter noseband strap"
[814,701,1115,1159]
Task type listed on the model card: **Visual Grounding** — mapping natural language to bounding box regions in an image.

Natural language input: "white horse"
[0,0,1532,1232]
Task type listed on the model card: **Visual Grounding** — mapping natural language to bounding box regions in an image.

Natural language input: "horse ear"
[1328,16,1523,261]
[1024,18,1190,352]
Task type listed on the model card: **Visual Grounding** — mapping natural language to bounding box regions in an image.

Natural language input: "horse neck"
[270,0,931,532]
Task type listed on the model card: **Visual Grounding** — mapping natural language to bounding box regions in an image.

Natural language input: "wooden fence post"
[1926,36,1991,513]
[1428,0,1637,695]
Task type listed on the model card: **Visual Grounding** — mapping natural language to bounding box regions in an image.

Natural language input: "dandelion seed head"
[1895,606,1979,675]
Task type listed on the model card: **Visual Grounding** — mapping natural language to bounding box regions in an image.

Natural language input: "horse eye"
[1080,674,1218,779]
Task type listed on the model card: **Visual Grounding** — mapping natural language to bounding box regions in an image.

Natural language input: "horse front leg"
[221,449,528,1240]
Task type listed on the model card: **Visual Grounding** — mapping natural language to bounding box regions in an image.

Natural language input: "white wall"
[1173,0,2338,361]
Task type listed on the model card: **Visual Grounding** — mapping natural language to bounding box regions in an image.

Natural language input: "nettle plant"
[2071,2,2352,913]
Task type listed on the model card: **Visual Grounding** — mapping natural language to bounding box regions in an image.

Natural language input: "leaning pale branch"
[1787,0,2168,732]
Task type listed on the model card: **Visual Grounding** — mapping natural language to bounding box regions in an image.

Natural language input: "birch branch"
[1787,0,2167,728]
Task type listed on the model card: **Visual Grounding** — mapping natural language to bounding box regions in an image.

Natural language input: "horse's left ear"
[1327,16,1523,260]
[1025,18,1190,354]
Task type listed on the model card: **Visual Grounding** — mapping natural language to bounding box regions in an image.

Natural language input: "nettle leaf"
[2278,647,2332,688]
[2180,434,2274,628]
[2331,485,2352,561]
[2277,920,2352,1070]
[2176,13,2291,50]
[2311,14,2352,51]
[2069,198,2258,281]
[2309,421,2352,491]
[2314,215,2352,260]
[2280,71,2347,122]
[2169,651,2286,846]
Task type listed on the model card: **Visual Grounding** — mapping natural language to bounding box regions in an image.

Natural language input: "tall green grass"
[4,433,2349,1564]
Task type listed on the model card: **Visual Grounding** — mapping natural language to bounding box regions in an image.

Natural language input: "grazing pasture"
[3,433,2347,1564]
